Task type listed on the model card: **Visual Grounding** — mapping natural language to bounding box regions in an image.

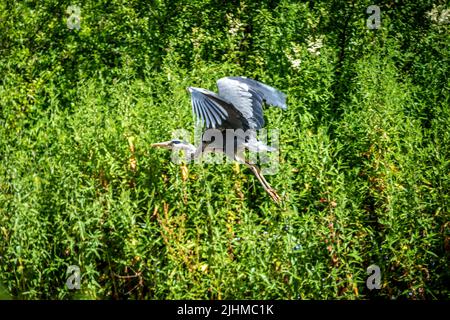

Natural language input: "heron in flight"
[151,77,287,203]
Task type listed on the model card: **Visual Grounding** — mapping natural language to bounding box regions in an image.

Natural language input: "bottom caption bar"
[177,303,274,318]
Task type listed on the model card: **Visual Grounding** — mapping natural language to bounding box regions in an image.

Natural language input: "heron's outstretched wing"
[188,87,230,128]
[216,77,287,129]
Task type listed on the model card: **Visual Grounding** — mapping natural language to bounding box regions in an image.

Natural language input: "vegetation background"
[0,0,449,299]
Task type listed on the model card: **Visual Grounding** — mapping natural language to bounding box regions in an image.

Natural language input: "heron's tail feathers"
[243,139,277,152]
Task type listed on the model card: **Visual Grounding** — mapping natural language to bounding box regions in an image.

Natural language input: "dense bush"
[0,0,449,299]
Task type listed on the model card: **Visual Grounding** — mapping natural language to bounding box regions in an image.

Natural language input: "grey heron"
[151,76,287,203]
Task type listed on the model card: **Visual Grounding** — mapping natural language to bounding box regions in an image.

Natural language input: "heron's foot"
[267,188,282,204]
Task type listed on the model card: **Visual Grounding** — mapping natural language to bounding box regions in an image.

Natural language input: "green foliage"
[0,0,449,299]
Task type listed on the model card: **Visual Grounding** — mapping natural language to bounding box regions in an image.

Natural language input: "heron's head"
[151,139,197,160]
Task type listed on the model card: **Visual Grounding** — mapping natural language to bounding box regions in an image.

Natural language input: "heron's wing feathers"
[189,87,229,128]
[226,76,287,109]
[216,77,287,129]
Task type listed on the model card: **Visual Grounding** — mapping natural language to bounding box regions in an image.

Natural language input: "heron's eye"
[172,140,181,145]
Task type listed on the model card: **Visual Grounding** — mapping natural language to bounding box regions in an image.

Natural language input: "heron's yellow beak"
[151,141,172,149]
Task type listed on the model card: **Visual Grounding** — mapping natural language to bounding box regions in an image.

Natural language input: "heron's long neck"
[174,142,197,162]
[178,143,196,154]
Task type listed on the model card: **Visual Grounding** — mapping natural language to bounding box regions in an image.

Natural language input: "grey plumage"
[189,76,287,130]
[152,76,287,203]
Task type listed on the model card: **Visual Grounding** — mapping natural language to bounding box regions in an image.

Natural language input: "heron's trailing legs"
[193,142,282,204]
[151,140,282,203]
[245,162,282,204]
